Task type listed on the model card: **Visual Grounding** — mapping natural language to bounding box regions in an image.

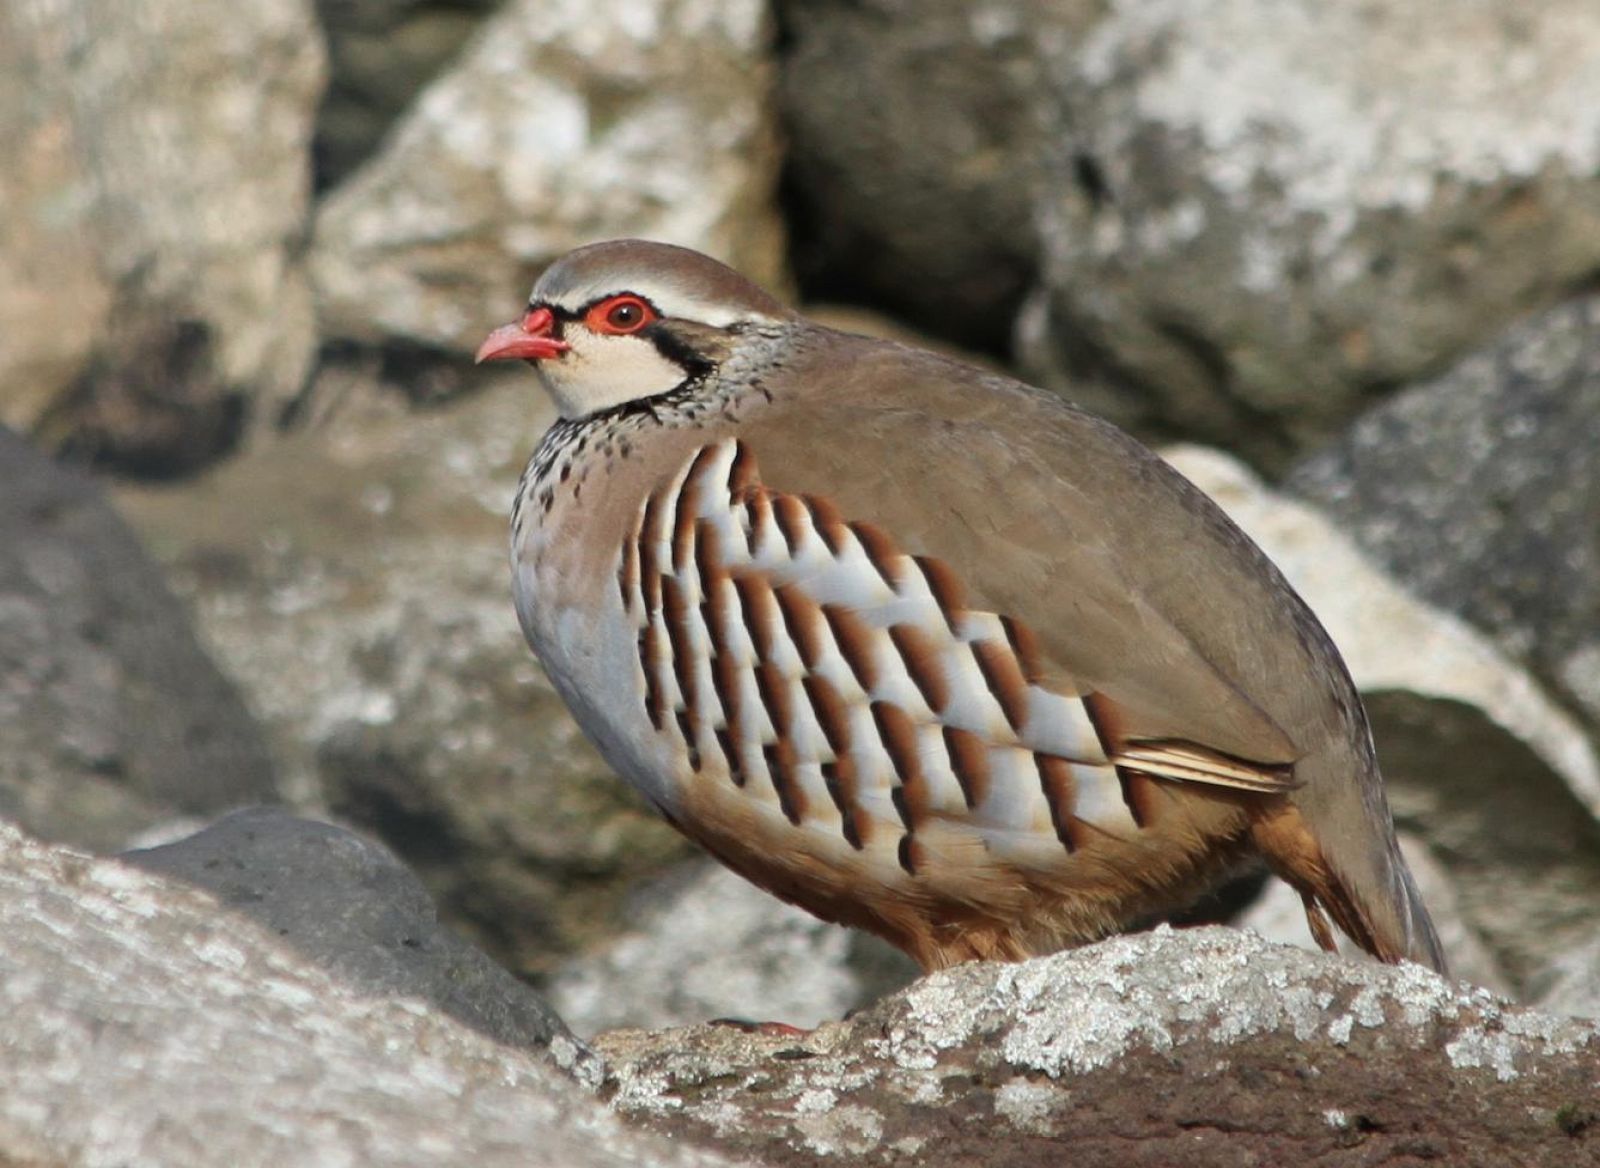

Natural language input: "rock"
[779,0,1600,468]
[1291,292,1600,747]
[114,369,693,980]
[313,0,500,190]
[778,0,1064,353]
[549,860,917,1036]
[0,0,323,475]
[122,806,592,1064]
[0,427,278,852]
[0,817,745,1168]
[598,927,1600,1166]
[1167,445,1600,993]
[1529,931,1600,1022]
[310,0,786,359]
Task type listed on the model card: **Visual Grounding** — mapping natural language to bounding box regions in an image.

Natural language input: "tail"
[1250,747,1449,976]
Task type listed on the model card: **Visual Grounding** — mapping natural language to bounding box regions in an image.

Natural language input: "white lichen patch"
[994,1078,1065,1136]
[605,1063,685,1115]
[794,1103,884,1157]
[794,1087,838,1115]
[696,1099,749,1140]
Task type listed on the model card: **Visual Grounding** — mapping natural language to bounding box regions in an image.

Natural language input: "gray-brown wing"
[734,332,1343,773]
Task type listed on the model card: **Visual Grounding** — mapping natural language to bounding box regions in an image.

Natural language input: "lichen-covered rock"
[114,370,692,979]
[310,0,786,357]
[1169,446,1600,994]
[780,0,1600,468]
[0,427,278,851]
[0,0,323,474]
[597,927,1600,1167]
[0,818,743,1168]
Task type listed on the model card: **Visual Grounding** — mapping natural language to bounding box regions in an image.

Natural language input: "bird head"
[476,240,789,419]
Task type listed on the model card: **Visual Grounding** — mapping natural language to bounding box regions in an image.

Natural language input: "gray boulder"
[122,806,594,1070]
[1292,293,1600,748]
[0,427,278,850]
[549,860,917,1036]
[0,817,741,1168]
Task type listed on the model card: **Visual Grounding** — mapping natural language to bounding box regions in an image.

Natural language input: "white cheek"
[538,332,686,418]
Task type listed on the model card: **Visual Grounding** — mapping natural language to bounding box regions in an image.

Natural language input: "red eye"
[586,294,657,335]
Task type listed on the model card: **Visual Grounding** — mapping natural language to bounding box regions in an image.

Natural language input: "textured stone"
[598,927,1600,1167]
[114,370,692,980]
[549,860,917,1036]
[310,0,786,358]
[778,0,1073,352]
[1530,931,1600,1022]
[0,427,277,851]
[1292,292,1600,746]
[312,0,499,190]
[123,807,593,1067]
[1169,445,1600,992]
[780,0,1600,468]
[0,0,323,474]
[0,818,742,1168]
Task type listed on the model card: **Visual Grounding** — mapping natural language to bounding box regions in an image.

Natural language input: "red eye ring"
[585,294,658,335]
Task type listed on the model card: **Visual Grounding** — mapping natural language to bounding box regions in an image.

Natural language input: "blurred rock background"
[4,0,1600,1100]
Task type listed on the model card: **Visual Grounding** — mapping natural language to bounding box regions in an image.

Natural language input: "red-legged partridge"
[477,240,1447,975]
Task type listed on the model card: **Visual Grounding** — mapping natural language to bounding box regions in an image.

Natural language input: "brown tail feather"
[1251,799,1449,975]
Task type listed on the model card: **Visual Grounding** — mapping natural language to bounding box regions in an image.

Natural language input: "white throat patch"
[537,329,689,419]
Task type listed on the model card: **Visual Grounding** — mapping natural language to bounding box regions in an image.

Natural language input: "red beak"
[475,306,571,363]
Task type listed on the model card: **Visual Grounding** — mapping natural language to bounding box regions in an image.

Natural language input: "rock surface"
[311,0,786,357]
[0,428,278,851]
[1531,932,1600,1022]
[778,0,1066,352]
[780,0,1600,467]
[598,926,1600,1167]
[115,371,693,979]
[1292,292,1600,746]
[312,0,499,190]
[0,817,744,1168]
[549,860,917,1036]
[0,0,323,473]
[123,806,590,1063]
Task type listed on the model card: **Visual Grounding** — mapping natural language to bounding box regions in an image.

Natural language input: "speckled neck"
[511,322,796,548]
